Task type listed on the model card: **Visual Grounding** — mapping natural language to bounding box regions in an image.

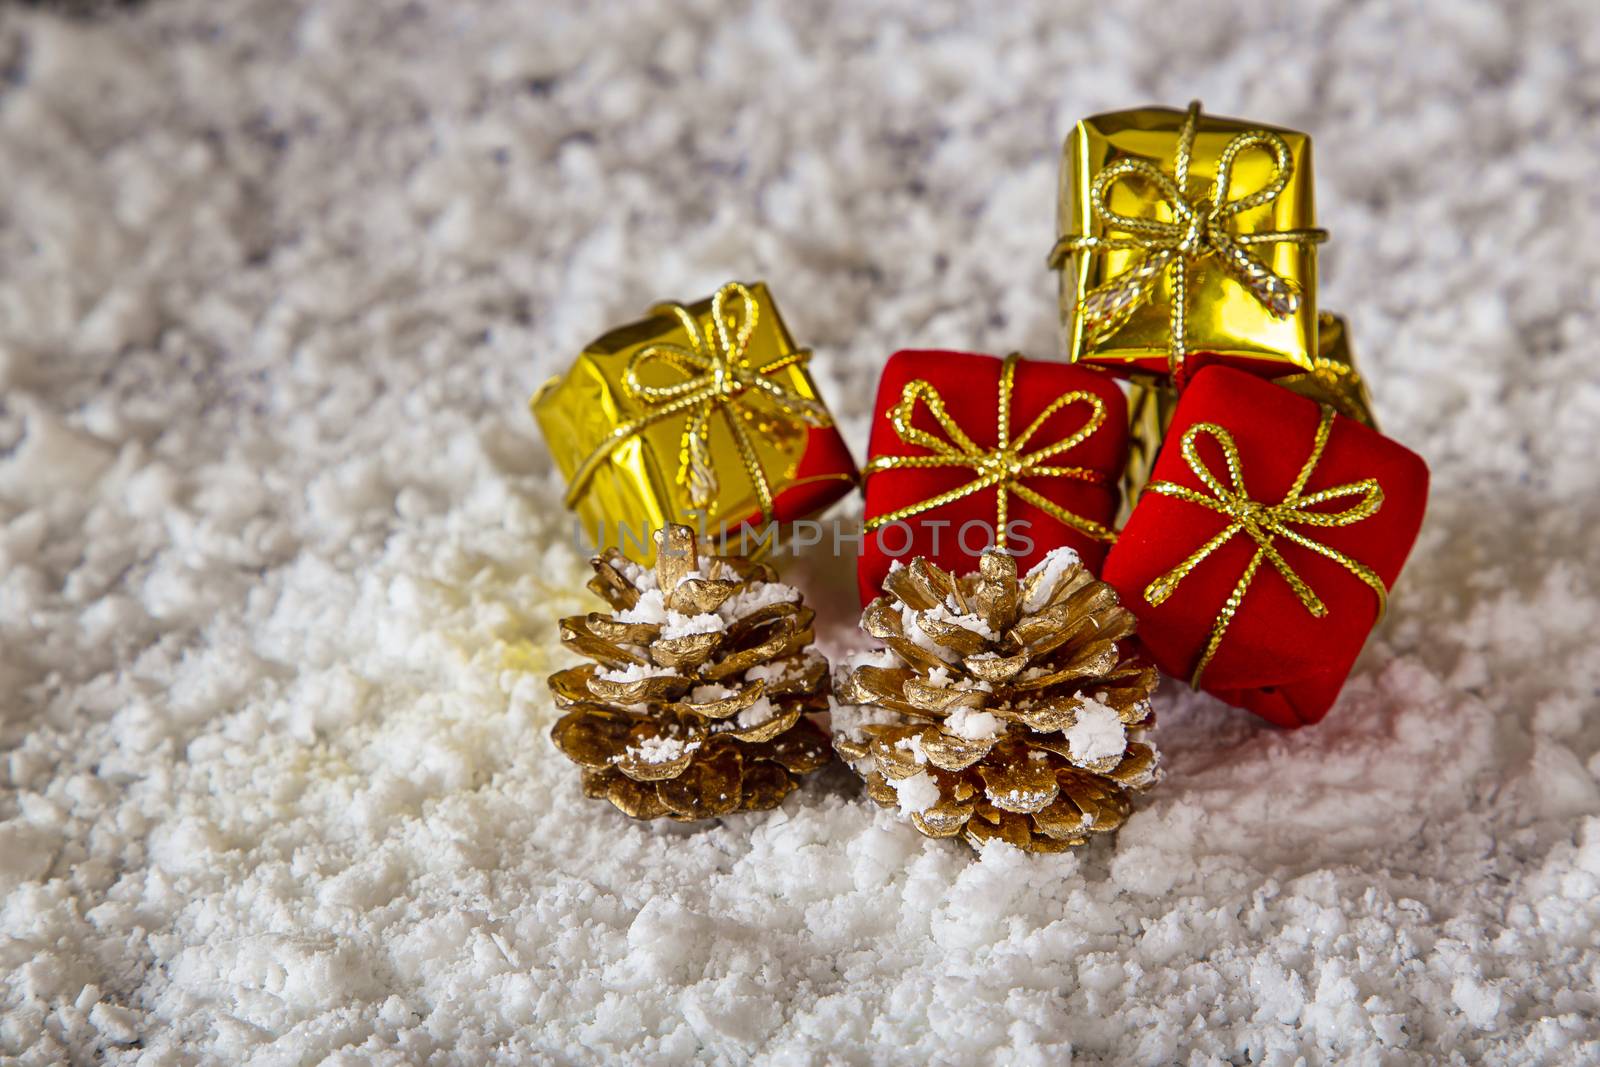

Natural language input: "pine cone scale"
[979,752,1059,814]
[718,704,802,745]
[656,746,744,818]
[551,707,635,769]
[740,761,797,811]
[651,632,724,668]
[605,775,670,819]
[916,730,994,772]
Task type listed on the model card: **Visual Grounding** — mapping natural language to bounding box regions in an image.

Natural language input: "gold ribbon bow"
[1144,406,1387,686]
[566,282,831,523]
[1049,101,1328,381]
[863,353,1114,547]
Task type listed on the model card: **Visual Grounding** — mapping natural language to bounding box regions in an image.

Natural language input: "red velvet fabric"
[858,350,1127,606]
[1102,366,1429,727]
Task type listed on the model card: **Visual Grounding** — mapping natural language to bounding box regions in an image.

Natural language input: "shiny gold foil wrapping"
[1119,374,1180,527]
[1119,312,1376,521]
[1055,104,1320,379]
[531,282,852,561]
[1277,312,1378,429]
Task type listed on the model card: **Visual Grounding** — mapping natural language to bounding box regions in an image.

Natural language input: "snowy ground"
[2,1,1599,1063]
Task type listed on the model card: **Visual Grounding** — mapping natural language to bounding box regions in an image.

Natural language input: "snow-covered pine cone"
[549,525,832,821]
[834,548,1161,852]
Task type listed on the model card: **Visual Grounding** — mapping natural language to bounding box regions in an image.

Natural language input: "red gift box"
[857,350,1128,605]
[1102,366,1429,727]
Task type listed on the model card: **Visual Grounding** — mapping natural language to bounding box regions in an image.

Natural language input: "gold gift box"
[1054,102,1322,381]
[1119,312,1374,524]
[1277,312,1377,429]
[532,281,855,562]
[1119,375,1180,527]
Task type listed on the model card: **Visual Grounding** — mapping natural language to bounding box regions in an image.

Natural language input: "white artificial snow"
[1000,786,1054,809]
[658,612,723,639]
[689,684,736,703]
[1023,546,1083,613]
[944,707,1003,742]
[898,604,954,661]
[3,2,1600,1064]
[741,661,782,685]
[716,581,800,623]
[828,701,903,749]
[945,612,997,641]
[888,771,941,816]
[894,735,929,765]
[939,595,1000,639]
[902,602,998,660]
[617,559,658,592]
[734,697,777,730]
[1065,701,1127,763]
[623,736,700,766]
[848,648,903,671]
[596,662,677,682]
[674,564,712,587]
[742,652,819,688]
[616,588,668,624]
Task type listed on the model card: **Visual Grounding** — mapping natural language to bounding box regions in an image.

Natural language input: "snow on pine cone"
[834,547,1160,852]
[549,525,832,821]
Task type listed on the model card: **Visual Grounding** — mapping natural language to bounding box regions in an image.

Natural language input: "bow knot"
[1233,498,1268,527]
[863,353,1115,547]
[976,447,1027,480]
[710,364,743,399]
[1049,101,1327,381]
[565,282,831,524]
[1143,407,1387,686]
[1176,209,1211,256]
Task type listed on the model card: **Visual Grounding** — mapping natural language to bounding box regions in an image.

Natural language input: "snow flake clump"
[901,602,998,660]
[1023,546,1082,613]
[1065,701,1125,763]
[735,697,777,729]
[622,736,701,765]
[659,612,724,639]
[888,770,940,815]
[945,707,1002,741]
[597,662,677,682]
[616,589,667,624]
[894,734,929,764]
[617,559,659,591]
[717,581,800,622]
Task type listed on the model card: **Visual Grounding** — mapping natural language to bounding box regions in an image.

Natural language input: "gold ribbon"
[1144,405,1387,686]
[1048,101,1328,381]
[862,353,1114,547]
[566,282,831,523]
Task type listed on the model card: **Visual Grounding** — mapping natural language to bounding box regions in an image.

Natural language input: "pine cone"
[549,525,832,821]
[834,548,1160,852]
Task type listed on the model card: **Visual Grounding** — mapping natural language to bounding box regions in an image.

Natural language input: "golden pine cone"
[549,525,832,821]
[834,548,1160,852]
